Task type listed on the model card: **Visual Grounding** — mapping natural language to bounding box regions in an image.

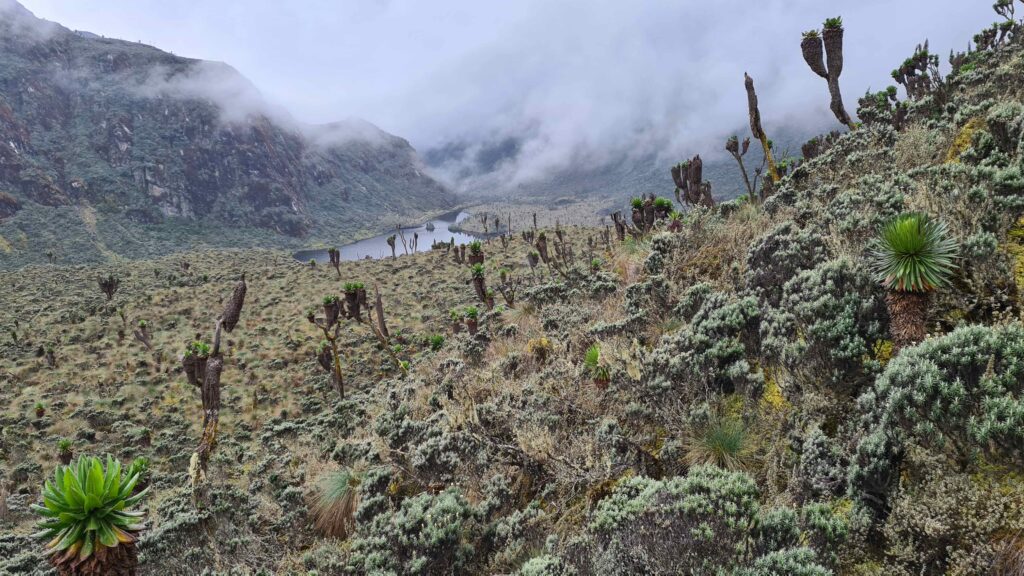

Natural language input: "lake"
[294,210,477,263]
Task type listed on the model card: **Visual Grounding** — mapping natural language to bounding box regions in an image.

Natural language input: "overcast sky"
[16,0,999,186]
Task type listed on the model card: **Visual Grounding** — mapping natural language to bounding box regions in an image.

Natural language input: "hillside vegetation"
[3,3,1024,576]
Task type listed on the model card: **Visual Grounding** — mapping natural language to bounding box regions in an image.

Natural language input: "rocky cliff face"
[0,1,455,266]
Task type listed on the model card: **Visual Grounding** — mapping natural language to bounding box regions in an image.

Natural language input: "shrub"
[734,548,831,576]
[347,488,476,575]
[583,466,760,573]
[760,258,886,393]
[881,449,1024,574]
[852,324,1024,504]
[646,287,760,400]
[744,222,830,307]
[570,466,829,574]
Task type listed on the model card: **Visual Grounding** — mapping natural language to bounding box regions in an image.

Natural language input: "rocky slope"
[0,0,455,269]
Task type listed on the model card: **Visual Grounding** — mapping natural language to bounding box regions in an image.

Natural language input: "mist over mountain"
[15,1,995,207]
[0,0,454,268]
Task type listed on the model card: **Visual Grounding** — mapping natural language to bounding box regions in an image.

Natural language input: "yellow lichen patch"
[721,393,745,419]
[760,369,790,412]
[872,339,895,367]
[0,234,10,253]
[525,336,552,364]
[643,426,668,457]
[945,116,986,163]
[832,497,854,519]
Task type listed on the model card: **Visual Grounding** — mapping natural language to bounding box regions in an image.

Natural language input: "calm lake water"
[294,211,477,263]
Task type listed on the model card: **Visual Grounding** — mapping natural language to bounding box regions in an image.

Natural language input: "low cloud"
[18,0,998,192]
[131,60,388,148]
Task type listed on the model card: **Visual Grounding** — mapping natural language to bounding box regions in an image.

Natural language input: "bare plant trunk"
[373,286,390,339]
[886,290,930,352]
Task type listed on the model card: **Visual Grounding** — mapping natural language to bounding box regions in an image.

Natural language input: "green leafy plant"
[125,457,149,484]
[34,402,45,418]
[869,213,958,292]
[342,282,364,293]
[584,343,601,370]
[823,16,843,29]
[57,439,72,453]
[653,197,673,211]
[802,29,820,38]
[323,295,339,306]
[428,334,445,351]
[630,197,644,210]
[184,341,211,358]
[584,343,611,385]
[468,240,483,255]
[470,263,486,279]
[32,455,148,574]
[464,306,479,320]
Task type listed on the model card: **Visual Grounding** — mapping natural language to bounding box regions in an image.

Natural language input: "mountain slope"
[0,1,455,268]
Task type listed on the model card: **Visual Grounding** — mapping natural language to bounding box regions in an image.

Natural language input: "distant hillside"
[0,1,456,268]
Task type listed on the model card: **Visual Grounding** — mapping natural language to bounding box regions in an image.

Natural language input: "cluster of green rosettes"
[342,282,365,293]
[183,340,211,357]
[32,455,148,574]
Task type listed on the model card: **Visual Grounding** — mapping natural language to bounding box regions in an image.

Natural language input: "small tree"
[464,306,479,335]
[725,136,757,202]
[801,19,856,130]
[98,274,120,301]
[386,235,397,259]
[868,213,958,350]
[470,264,487,302]
[189,275,247,482]
[671,156,715,208]
[744,73,780,185]
[328,247,341,277]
